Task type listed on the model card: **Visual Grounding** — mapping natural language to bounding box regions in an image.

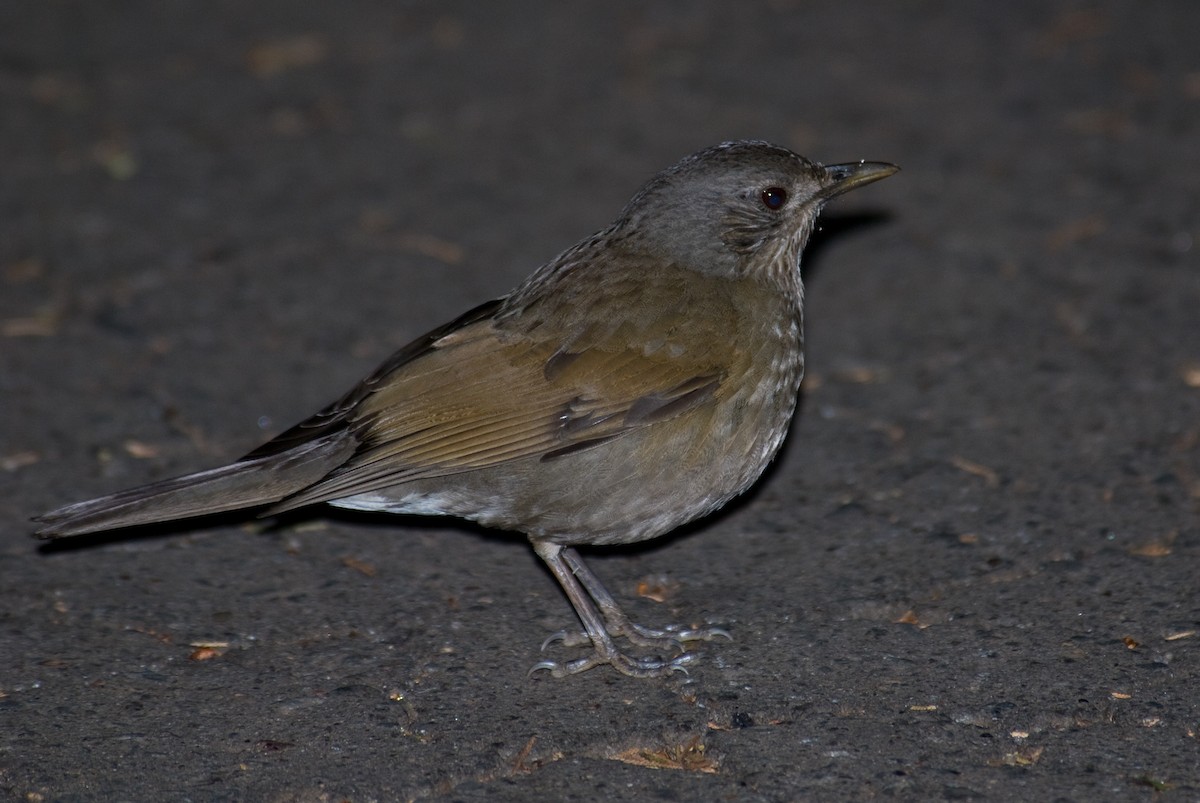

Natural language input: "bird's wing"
[269,288,748,510]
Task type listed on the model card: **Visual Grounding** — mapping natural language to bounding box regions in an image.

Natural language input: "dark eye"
[760,186,788,210]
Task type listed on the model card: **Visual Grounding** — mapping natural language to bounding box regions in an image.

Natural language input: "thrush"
[35,141,897,677]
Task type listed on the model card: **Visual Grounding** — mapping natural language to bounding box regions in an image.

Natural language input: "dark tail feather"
[33,433,357,539]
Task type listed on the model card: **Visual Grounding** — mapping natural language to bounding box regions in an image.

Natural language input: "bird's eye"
[760,187,788,210]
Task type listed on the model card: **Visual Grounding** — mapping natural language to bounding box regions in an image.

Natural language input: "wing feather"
[269,266,761,511]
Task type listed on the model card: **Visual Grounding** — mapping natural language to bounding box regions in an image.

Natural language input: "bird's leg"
[561,546,730,646]
[529,541,727,678]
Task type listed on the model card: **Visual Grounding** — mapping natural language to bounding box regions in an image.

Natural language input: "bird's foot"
[541,620,730,652]
[529,542,731,678]
[535,618,729,678]
[530,637,698,678]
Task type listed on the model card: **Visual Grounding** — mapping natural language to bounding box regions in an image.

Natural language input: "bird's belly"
[529,398,798,544]
[330,489,511,521]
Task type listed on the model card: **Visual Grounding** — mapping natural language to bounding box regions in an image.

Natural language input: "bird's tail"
[33,433,356,539]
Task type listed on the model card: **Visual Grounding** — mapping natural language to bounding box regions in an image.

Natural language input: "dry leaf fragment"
[341,556,377,577]
[949,455,1000,487]
[1,450,40,471]
[394,233,465,265]
[834,365,882,384]
[612,735,717,774]
[995,746,1045,767]
[246,35,328,78]
[636,574,679,603]
[128,626,172,644]
[1128,531,1177,558]
[123,440,160,459]
[511,736,538,775]
[188,646,225,661]
[3,306,60,336]
[1180,362,1200,388]
[895,610,930,629]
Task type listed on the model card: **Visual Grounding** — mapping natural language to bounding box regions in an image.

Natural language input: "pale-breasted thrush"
[36,140,897,677]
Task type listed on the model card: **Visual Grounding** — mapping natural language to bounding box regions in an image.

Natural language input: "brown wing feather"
[269,264,759,511]
[273,336,730,509]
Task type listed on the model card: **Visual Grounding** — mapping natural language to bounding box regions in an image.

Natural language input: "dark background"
[3,2,1197,799]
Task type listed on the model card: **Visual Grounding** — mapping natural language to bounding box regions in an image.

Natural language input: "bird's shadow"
[801,208,894,285]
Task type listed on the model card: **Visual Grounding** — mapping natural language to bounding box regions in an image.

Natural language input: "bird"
[34,140,897,678]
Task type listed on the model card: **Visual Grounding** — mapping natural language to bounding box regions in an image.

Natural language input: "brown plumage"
[35,141,897,677]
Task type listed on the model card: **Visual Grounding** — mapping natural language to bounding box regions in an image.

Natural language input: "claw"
[539,630,570,651]
[668,651,698,669]
[667,652,696,672]
[529,654,608,678]
[669,625,732,643]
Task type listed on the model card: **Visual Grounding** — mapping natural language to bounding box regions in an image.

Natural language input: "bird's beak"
[819,161,899,199]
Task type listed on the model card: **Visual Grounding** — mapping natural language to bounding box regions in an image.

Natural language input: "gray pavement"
[2,2,1198,799]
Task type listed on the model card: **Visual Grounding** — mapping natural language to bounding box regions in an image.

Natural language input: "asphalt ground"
[2,2,1198,800]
